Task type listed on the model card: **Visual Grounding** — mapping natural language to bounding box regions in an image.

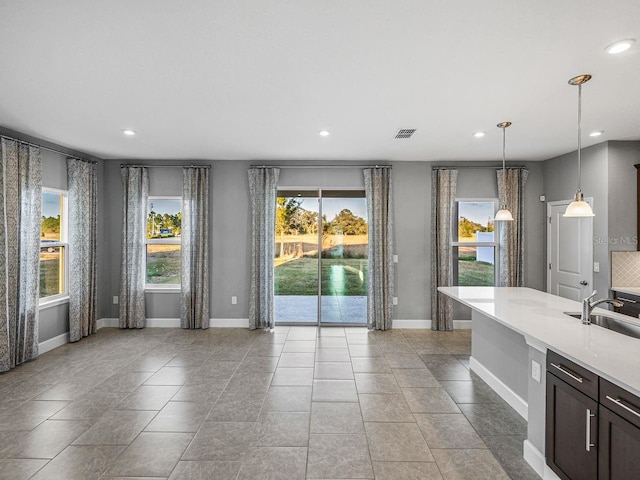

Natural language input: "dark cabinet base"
[599,406,640,480]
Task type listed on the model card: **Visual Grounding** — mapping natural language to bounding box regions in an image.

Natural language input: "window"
[40,189,68,302]
[452,199,498,286]
[145,197,182,288]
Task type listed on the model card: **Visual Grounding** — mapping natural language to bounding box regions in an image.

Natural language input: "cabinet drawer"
[547,350,599,400]
[614,293,640,318]
[600,379,640,429]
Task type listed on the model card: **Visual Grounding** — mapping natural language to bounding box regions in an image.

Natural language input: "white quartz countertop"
[611,287,640,297]
[438,287,640,397]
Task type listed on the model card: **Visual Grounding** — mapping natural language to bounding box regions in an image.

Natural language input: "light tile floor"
[0,326,539,479]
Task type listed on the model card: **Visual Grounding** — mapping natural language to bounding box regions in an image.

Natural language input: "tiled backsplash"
[612,251,640,287]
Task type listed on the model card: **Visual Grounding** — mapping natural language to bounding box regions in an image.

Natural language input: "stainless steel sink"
[564,312,640,339]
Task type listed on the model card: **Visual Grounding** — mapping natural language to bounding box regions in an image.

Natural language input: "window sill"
[39,295,70,310]
[145,288,181,294]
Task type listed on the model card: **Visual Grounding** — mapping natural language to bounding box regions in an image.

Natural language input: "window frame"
[144,195,182,291]
[451,197,500,287]
[39,187,69,307]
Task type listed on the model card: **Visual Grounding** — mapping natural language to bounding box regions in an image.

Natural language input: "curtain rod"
[432,165,526,170]
[1,134,95,164]
[121,164,211,169]
[250,164,392,169]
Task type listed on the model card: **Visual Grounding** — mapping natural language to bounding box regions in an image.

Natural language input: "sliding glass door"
[274,189,367,326]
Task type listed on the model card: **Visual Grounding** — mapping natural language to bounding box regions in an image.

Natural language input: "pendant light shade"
[494,121,514,222]
[563,75,595,217]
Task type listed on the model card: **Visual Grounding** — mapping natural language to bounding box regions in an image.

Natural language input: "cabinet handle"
[617,297,637,304]
[550,363,583,383]
[586,409,595,451]
[606,395,640,418]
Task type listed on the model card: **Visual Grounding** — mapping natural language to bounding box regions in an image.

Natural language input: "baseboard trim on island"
[523,440,561,480]
[469,356,528,420]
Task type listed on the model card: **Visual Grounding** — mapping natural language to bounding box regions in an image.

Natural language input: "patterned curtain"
[364,168,394,330]
[181,167,210,329]
[431,169,458,331]
[497,168,529,287]
[248,167,279,330]
[119,167,149,329]
[67,158,98,341]
[0,139,42,371]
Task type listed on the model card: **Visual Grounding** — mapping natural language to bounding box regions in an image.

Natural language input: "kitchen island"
[438,286,640,480]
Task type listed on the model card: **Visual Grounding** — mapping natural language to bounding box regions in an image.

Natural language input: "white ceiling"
[0,1,639,162]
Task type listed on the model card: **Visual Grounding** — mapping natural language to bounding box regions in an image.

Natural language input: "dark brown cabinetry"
[599,379,640,480]
[612,291,640,319]
[546,351,640,480]
[546,352,599,480]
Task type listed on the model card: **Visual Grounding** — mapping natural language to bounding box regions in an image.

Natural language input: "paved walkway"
[274,295,366,324]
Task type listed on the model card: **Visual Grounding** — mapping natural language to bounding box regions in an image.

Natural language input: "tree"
[326,209,368,235]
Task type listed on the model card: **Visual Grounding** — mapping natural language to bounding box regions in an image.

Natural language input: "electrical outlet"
[531,360,541,383]
[594,262,600,273]
[231,296,237,305]
[112,296,118,304]
[393,254,398,263]
[392,297,398,305]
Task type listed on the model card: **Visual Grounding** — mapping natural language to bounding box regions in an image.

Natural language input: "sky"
[148,199,181,215]
[42,192,61,218]
[294,197,367,222]
[458,201,495,227]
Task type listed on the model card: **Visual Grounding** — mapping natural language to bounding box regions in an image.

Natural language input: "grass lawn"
[275,257,367,296]
[458,257,494,286]
[147,244,181,284]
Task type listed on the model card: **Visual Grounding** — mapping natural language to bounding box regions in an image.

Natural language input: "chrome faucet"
[581,290,623,325]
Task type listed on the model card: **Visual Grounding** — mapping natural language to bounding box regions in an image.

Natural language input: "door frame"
[546,198,594,296]
[274,186,368,327]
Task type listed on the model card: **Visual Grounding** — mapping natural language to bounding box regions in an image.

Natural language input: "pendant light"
[563,74,595,217]
[494,121,514,221]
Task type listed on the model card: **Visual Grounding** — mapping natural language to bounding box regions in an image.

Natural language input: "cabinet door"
[599,406,640,480]
[546,372,598,480]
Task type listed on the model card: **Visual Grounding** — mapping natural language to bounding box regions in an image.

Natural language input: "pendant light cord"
[502,126,507,205]
[577,83,582,191]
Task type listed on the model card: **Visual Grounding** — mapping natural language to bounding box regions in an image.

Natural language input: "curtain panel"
[0,139,42,371]
[497,167,529,287]
[67,158,98,341]
[430,169,458,331]
[181,167,210,329]
[364,168,394,330]
[119,166,149,329]
[248,167,279,330]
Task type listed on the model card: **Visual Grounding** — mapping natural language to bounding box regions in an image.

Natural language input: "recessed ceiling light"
[589,131,604,137]
[122,129,136,136]
[319,130,330,137]
[473,132,485,138]
[606,39,635,54]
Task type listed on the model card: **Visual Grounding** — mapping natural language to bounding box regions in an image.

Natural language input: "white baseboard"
[146,318,180,327]
[393,319,471,329]
[469,356,528,420]
[393,319,431,329]
[523,440,560,480]
[97,318,119,328]
[210,318,249,328]
[39,332,70,354]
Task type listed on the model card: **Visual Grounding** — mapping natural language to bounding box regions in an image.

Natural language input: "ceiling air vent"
[395,129,416,139]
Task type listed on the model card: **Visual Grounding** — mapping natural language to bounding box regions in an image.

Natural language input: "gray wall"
[0,127,106,344]
[101,159,546,325]
[543,141,640,297]
[438,162,546,320]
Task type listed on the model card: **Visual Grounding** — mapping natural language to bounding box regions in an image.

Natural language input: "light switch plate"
[594,262,600,273]
[393,254,398,263]
[392,297,398,305]
[531,360,541,383]
[112,296,118,304]
[231,296,237,305]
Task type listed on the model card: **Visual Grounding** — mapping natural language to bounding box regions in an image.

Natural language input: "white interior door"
[547,200,594,301]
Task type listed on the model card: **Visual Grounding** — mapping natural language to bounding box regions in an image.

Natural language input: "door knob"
[580,280,588,286]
